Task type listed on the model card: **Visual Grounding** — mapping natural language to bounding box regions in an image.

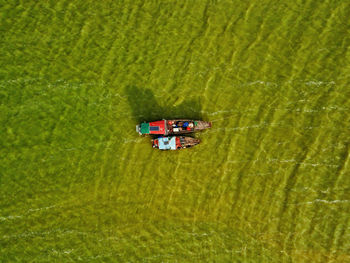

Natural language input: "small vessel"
[152,136,200,150]
[136,119,211,135]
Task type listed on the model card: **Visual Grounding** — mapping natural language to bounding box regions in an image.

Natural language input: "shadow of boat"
[125,86,203,122]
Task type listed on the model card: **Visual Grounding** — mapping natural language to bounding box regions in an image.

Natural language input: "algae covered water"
[1,1,350,262]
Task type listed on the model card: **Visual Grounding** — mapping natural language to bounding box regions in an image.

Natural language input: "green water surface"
[1,0,350,262]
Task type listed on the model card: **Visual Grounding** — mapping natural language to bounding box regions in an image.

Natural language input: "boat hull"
[137,119,211,135]
[152,136,200,150]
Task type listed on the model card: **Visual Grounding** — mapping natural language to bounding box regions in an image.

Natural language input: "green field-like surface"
[1,0,350,262]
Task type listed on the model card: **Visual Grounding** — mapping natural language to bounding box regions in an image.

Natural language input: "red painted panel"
[176,137,181,148]
[149,120,166,134]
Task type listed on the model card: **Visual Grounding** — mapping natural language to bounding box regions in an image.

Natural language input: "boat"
[152,136,200,150]
[136,119,211,135]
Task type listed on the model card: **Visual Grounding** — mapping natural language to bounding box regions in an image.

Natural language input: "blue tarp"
[158,137,176,150]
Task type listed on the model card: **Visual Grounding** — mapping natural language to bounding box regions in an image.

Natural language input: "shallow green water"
[1,0,350,262]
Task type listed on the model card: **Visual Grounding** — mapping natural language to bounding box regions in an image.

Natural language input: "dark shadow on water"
[125,86,203,122]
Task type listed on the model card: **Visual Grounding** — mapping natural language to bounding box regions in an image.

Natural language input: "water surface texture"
[1,1,350,262]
